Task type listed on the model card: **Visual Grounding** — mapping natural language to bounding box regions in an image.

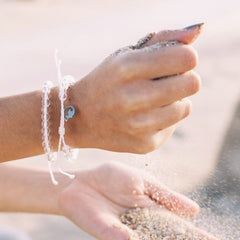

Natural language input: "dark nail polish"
[184,23,204,30]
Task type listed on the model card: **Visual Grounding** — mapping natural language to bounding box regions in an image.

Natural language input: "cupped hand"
[67,24,203,154]
[58,162,217,240]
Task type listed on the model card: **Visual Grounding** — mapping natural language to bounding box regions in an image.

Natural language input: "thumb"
[139,23,204,48]
[98,219,138,240]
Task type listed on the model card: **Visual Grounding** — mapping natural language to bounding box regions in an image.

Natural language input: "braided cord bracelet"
[41,51,77,185]
[55,51,76,181]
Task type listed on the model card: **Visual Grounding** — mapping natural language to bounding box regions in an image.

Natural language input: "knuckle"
[118,92,135,113]
[115,55,136,80]
[127,119,138,134]
[178,99,192,119]
[182,45,199,70]
[116,61,130,77]
[111,88,131,112]
[136,136,158,154]
[188,71,202,94]
[119,93,129,108]
[127,114,152,135]
[184,100,192,117]
[133,146,149,154]
[145,139,158,153]
[170,100,192,121]
[126,118,142,135]
[170,103,184,122]
[118,89,141,113]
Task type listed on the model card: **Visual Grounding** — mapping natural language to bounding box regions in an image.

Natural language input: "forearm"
[0,87,76,162]
[0,26,203,161]
[0,164,70,214]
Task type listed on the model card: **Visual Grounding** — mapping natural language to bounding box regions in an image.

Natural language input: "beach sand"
[0,0,240,239]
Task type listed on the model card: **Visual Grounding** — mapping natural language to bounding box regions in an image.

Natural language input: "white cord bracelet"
[55,50,76,181]
[41,51,77,185]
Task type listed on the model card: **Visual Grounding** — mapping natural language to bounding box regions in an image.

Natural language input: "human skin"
[0,24,203,162]
[0,162,217,240]
[0,24,217,240]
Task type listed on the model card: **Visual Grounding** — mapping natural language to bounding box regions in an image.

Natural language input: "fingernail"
[184,23,204,30]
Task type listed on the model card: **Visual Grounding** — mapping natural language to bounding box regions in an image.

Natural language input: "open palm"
[59,162,217,240]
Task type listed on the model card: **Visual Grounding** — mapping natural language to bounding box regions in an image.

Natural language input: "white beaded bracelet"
[41,51,77,185]
[41,81,58,185]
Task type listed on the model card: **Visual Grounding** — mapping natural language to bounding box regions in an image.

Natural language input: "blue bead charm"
[64,105,75,122]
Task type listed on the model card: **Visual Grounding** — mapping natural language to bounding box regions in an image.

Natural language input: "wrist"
[63,79,93,149]
[50,86,78,150]
[0,165,72,215]
[49,79,93,150]
[57,169,90,217]
[49,172,73,215]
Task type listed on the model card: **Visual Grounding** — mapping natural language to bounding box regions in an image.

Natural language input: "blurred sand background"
[0,0,240,239]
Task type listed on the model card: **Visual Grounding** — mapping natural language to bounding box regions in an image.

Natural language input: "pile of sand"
[120,207,212,240]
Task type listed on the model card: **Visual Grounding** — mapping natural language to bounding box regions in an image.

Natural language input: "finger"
[114,43,198,81]
[123,71,200,112]
[128,99,191,134]
[139,23,204,48]
[136,125,176,154]
[97,217,138,240]
[72,203,137,240]
[144,180,200,218]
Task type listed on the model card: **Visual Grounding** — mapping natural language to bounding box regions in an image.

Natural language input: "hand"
[58,162,216,240]
[68,24,203,154]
